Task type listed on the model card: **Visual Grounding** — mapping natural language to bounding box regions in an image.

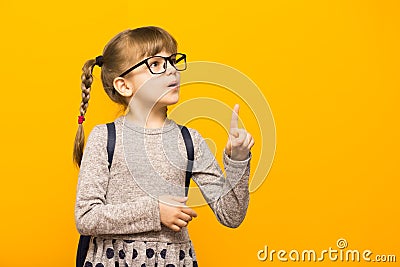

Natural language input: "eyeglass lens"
[147,54,186,74]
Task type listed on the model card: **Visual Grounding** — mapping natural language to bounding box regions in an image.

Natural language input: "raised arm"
[190,104,254,228]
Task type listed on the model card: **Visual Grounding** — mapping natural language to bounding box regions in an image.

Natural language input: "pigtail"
[73,59,97,167]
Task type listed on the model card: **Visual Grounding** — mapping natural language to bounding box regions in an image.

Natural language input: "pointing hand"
[225,104,255,161]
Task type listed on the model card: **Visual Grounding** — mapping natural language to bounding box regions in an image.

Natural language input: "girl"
[74,26,254,267]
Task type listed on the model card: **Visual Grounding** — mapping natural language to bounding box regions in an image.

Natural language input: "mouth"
[168,81,179,88]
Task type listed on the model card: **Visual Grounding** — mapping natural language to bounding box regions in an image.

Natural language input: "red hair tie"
[78,115,85,124]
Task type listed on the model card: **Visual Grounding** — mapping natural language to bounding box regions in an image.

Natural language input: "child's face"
[120,50,181,110]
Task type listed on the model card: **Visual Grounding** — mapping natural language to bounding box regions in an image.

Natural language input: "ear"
[113,77,134,97]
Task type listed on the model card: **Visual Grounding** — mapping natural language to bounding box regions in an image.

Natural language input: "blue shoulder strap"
[106,122,116,171]
[178,125,194,196]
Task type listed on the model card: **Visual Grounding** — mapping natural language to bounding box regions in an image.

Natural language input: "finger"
[169,224,181,232]
[229,104,240,133]
[242,132,252,147]
[248,138,255,150]
[230,128,239,138]
[182,208,197,218]
[181,207,198,218]
[174,219,188,228]
[232,129,247,147]
[178,211,193,222]
[238,129,248,143]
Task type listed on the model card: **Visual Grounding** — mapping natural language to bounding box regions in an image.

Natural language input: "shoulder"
[177,125,209,159]
[87,124,107,141]
[178,125,203,143]
[87,117,122,142]
[79,123,110,168]
[84,123,111,153]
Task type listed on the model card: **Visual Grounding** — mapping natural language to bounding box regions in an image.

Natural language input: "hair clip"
[78,115,85,124]
[95,55,103,67]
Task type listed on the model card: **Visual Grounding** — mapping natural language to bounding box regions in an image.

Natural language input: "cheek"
[133,73,153,90]
[138,77,163,92]
[135,76,167,100]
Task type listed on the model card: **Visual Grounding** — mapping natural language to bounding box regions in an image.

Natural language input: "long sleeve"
[190,129,252,228]
[74,125,162,235]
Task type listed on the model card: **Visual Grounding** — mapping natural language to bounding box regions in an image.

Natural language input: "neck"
[125,101,168,129]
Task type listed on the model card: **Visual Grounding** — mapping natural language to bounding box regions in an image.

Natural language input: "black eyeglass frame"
[119,53,187,77]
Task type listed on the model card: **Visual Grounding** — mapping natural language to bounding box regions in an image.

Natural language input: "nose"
[165,59,177,75]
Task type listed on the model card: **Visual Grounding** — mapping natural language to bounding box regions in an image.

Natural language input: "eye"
[150,62,159,68]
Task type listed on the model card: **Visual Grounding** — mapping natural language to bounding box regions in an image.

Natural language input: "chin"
[166,96,180,105]
[163,89,180,104]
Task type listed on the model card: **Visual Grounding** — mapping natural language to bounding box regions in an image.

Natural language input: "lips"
[168,81,179,88]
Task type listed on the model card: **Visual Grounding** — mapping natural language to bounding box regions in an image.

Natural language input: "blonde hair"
[73,26,178,167]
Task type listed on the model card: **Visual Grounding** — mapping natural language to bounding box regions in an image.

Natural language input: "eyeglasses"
[119,53,187,77]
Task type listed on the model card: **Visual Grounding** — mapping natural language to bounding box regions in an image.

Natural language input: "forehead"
[136,50,173,62]
[135,41,176,56]
[154,51,173,57]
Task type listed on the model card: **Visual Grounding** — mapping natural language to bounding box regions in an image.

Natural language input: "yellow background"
[0,0,399,266]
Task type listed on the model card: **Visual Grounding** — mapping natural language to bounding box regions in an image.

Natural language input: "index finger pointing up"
[230,104,240,132]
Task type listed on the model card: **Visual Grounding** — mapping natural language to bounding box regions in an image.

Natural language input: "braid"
[80,65,94,116]
[73,59,96,167]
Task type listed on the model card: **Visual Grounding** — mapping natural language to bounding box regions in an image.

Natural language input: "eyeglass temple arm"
[120,60,147,77]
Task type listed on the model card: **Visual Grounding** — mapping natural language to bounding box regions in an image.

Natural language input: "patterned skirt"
[83,237,198,267]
